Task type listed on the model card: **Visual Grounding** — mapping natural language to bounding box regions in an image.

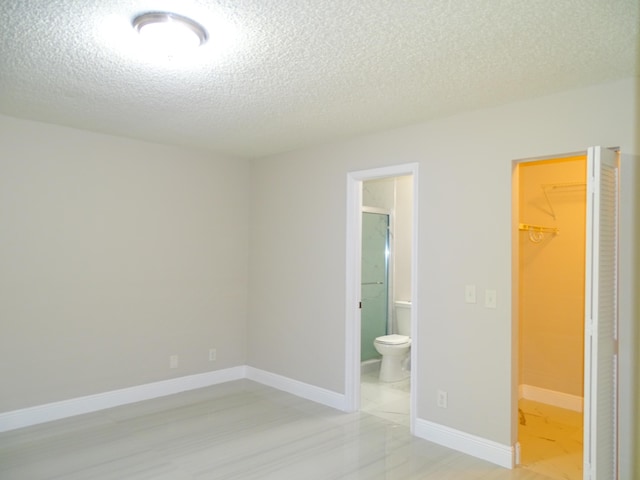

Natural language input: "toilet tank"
[394,301,411,336]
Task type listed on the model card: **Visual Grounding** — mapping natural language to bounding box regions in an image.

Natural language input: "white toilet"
[374,300,411,382]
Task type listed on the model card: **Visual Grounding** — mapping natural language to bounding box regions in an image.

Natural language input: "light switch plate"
[485,289,497,309]
[464,285,476,304]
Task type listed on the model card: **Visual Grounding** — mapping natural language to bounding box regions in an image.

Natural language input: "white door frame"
[345,162,419,433]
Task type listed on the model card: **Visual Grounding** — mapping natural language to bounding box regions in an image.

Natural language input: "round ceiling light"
[132,12,208,50]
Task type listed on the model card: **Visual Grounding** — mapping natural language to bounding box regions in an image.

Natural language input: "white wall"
[248,77,639,477]
[248,152,347,391]
[0,115,250,412]
[394,176,413,303]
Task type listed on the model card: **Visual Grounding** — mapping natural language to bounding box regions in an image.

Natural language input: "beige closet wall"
[518,157,586,397]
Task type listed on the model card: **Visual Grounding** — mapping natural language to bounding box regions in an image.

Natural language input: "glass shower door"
[361,212,389,361]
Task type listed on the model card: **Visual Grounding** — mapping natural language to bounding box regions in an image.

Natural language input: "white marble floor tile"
[518,399,583,480]
[360,369,410,427]
[1,379,558,480]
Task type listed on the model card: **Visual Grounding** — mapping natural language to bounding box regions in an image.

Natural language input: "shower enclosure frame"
[361,206,394,363]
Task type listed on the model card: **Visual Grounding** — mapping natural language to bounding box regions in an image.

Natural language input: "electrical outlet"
[169,354,178,369]
[209,348,216,361]
[464,284,476,304]
[437,389,448,408]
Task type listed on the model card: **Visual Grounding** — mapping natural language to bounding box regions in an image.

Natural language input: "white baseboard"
[0,366,245,433]
[0,365,346,433]
[414,418,515,469]
[519,384,583,412]
[2,366,515,471]
[245,366,346,411]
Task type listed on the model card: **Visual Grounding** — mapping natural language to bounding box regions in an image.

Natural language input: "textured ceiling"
[0,1,638,158]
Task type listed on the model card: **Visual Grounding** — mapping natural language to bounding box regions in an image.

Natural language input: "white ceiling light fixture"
[133,12,208,52]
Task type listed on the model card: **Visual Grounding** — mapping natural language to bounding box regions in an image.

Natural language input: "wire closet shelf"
[519,181,585,244]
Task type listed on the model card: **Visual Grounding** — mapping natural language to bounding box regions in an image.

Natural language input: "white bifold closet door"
[583,146,619,480]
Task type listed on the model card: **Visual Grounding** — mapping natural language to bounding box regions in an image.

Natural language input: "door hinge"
[359,301,362,309]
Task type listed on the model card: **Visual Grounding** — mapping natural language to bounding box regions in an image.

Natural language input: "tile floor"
[0,378,561,480]
[360,369,410,427]
[518,399,583,480]
[360,366,582,480]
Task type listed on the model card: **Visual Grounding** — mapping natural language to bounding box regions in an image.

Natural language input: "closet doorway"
[512,147,619,480]
[515,154,586,479]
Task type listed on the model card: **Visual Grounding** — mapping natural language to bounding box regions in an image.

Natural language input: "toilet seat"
[375,334,410,345]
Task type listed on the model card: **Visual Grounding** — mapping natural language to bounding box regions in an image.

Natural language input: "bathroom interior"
[359,175,413,426]
[516,155,587,480]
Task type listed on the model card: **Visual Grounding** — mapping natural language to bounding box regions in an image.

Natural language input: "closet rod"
[518,223,559,235]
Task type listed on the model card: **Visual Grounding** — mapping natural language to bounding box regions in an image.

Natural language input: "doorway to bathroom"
[512,147,619,480]
[359,192,410,425]
[345,163,418,432]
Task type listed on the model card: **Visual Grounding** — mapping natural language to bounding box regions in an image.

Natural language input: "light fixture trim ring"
[132,12,209,46]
